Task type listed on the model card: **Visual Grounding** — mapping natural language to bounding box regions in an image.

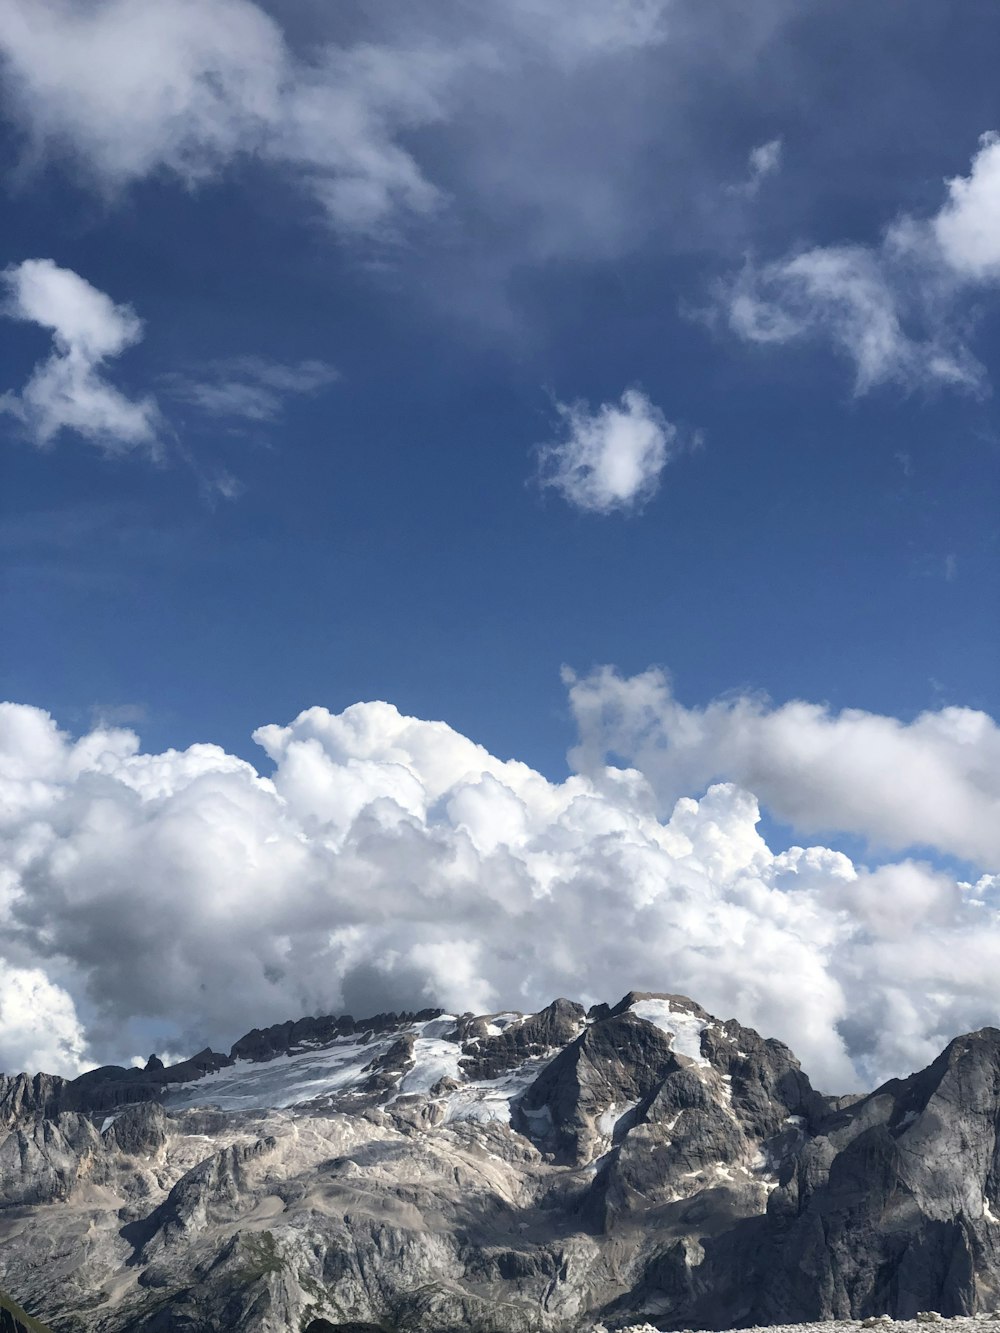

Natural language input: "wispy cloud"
[719,132,1000,395]
[163,356,339,424]
[1,260,339,476]
[728,136,783,197]
[0,0,676,241]
[536,388,687,514]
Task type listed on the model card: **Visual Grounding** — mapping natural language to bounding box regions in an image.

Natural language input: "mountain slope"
[1,993,1000,1331]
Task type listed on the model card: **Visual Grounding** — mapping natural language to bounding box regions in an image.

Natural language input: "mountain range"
[2,991,1000,1332]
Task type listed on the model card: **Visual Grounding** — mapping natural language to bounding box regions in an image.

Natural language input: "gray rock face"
[3,995,1000,1333]
[0,1072,69,1127]
[517,1007,680,1164]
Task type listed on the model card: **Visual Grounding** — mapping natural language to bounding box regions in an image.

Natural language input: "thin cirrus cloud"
[0,677,998,1093]
[721,131,1000,395]
[162,357,340,424]
[0,258,161,453]
[536,388,685,514]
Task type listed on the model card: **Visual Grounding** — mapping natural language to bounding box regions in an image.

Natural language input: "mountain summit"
[2,992,1000,1331]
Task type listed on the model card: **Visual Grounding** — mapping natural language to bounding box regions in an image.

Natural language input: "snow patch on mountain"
[630,997,709,1064]
[163,1032,395,1111]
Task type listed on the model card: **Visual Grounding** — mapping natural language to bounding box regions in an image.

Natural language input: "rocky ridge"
[1,992,1000,1332]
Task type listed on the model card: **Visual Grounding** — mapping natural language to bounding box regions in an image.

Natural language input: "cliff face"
[1,993,1000,1333]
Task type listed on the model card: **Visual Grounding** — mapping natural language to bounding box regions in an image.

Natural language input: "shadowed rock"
[5,995,1000,1332]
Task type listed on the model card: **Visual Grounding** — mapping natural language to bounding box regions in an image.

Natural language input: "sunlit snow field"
[163,1013,550,1123]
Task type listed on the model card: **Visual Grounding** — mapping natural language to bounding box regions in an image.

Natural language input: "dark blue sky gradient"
[1,0,997,794]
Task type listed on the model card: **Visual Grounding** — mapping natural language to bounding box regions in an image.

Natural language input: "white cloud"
[1,686,999,1090]
[729,136,782,197]
[163,356,339,423]
[501,0,672,66]
[1,264,337,459]
[726,245,984,395]
[720,132,1000,394]
[932,131,1000,280]
[0,0,450,236]
[748,137,782,182]
[536,388,680,513]
[565,665,1000,867]
[1,258,160,452]
[0,961,88,1077]
[0,0,676,241]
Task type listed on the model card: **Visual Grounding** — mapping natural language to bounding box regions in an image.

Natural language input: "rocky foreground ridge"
[2,992,1000,1332]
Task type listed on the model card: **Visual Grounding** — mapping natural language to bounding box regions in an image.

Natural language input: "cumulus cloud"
[566,665,1000,867]
[163,356,339,424]
[720,132,1000,394]
[1,258,160,452]
[0,962,89,1077]
[932,131,1000,280]
[1,686,999,1092]
[536,388,681,513]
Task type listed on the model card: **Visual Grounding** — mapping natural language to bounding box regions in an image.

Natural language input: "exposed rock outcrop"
[2,994,1000,1333]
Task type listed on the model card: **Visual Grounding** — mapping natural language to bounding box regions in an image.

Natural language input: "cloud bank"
[537,389,681,513]
[1,677,997,1093]
[722,132,1000,394]
[567,666,1000,866]
[1,258,160,451]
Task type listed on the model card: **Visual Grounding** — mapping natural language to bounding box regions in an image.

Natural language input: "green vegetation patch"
[235,1228,285,1283]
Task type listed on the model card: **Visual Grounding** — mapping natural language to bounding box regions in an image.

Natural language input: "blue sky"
[0,0,998,1086]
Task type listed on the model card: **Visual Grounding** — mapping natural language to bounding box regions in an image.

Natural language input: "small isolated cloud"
[537,388,681,514]
[1,258,160,452]
[718,131,1000,395]
[163,356,339,423]
[729,136,782,197]
[748,137,782,183]
[1,687,1000,1091]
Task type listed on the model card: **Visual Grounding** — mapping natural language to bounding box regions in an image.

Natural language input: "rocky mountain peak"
[3,992,1000,1332]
